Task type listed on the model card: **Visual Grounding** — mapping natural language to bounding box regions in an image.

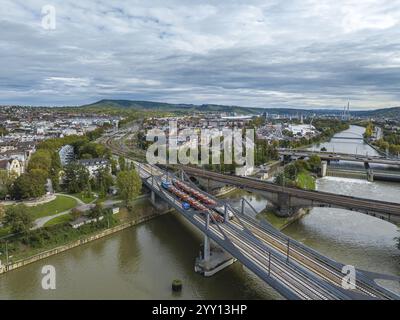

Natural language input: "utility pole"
[5,241,9,265]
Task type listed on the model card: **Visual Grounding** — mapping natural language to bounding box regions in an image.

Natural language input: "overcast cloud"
[1,0,400,109]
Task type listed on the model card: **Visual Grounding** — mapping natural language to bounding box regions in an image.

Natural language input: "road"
[279,149,400,165]
[33,193,96,229]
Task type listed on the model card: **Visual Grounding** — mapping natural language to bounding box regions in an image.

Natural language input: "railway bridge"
[180,165,400,225]
[135,162,399,300]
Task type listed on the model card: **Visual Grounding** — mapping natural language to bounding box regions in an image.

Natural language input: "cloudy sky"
[1,0,400,109]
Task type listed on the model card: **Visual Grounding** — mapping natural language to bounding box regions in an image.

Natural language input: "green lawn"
[44,214,73,227]
[25,195,77,219]
[296,171,316,190]
[70,192,96,204]
[258,210,291,230]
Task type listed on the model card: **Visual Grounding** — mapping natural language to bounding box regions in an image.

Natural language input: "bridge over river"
[180,165,400,225]
[135,162,400,300]
[278,149,400,166]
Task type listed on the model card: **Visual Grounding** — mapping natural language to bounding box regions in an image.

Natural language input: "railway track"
[228,216,392,299]
[180,165,400,217]
[102,134,399,300]
[142,168,340,299]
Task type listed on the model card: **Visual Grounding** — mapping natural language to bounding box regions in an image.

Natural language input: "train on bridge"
[161,179,234,223]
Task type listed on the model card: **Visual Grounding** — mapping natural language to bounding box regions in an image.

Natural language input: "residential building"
[77,158,110,177]
[0,158,23,177]
[59,144,75,166]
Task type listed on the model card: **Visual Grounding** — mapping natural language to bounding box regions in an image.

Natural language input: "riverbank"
[364,139,387,156]
[0,209,168,275]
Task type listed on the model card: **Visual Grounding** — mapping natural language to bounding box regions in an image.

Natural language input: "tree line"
[0,126,113,200]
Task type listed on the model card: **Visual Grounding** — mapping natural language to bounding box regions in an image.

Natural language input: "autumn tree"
[3,205,33,234]
[116,170,142,204]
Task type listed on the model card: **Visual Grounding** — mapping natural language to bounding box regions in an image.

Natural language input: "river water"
[0,125,399,299]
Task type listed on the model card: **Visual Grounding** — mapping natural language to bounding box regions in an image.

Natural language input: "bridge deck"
[181,165,400,221]
[136,163,399,300]
[279,149,400,166]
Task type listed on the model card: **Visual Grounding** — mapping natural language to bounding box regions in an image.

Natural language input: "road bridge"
[278,149,400,166]
[330,136,363,140]
[326,166,400,183]
[135,162,399,300]
[330,132,364,140]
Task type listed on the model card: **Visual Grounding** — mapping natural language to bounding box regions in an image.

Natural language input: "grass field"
[258,210,291,230]
[296,171,316,190]
[70,192,96,204]
[44,214,73,227]
[25,195,77,219]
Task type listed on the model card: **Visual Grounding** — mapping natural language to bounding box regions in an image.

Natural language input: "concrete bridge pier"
[195,213,236,276]
[274,192,297,217]
[246,188,303,218]
[149,190,169,211]
[367,169,374,182]
[320,161,327,177]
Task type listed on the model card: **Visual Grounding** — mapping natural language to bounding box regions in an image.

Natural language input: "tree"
[77,142,110,159]
[28,149,52,175]
[307,155,321,174]
[0,169,15,199]
[49,151,62,192]
[27,149,62,193]
[63,163,90,193]
[364,122,374,139]
[11,171,47,200]
[110,159,118,175]
[117,170,142,204]
[294,159,310,172]
[0,204,5,222]
[0,125,8,136]
[274,172,295,188]
[3,205,33,234]
[88,203,104,220]
[70,208,81,220]
[118,155,126,171]
[93,167,113,197]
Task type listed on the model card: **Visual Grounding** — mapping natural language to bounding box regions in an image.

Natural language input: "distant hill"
[81,99,400,118]
[82,99,343,115]
[352,106,400,118]
[82,99,259,114]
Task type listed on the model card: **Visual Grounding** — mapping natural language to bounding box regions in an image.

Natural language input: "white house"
[77,158,110,177]
[0,158,23,177]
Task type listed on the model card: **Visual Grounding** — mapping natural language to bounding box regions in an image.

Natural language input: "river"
[0,125,399,299]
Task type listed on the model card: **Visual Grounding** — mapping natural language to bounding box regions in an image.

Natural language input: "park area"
[24,195,78,220]
[0,195,78,238]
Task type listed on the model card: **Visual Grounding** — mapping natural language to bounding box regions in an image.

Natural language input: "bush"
[3,205,33,234]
